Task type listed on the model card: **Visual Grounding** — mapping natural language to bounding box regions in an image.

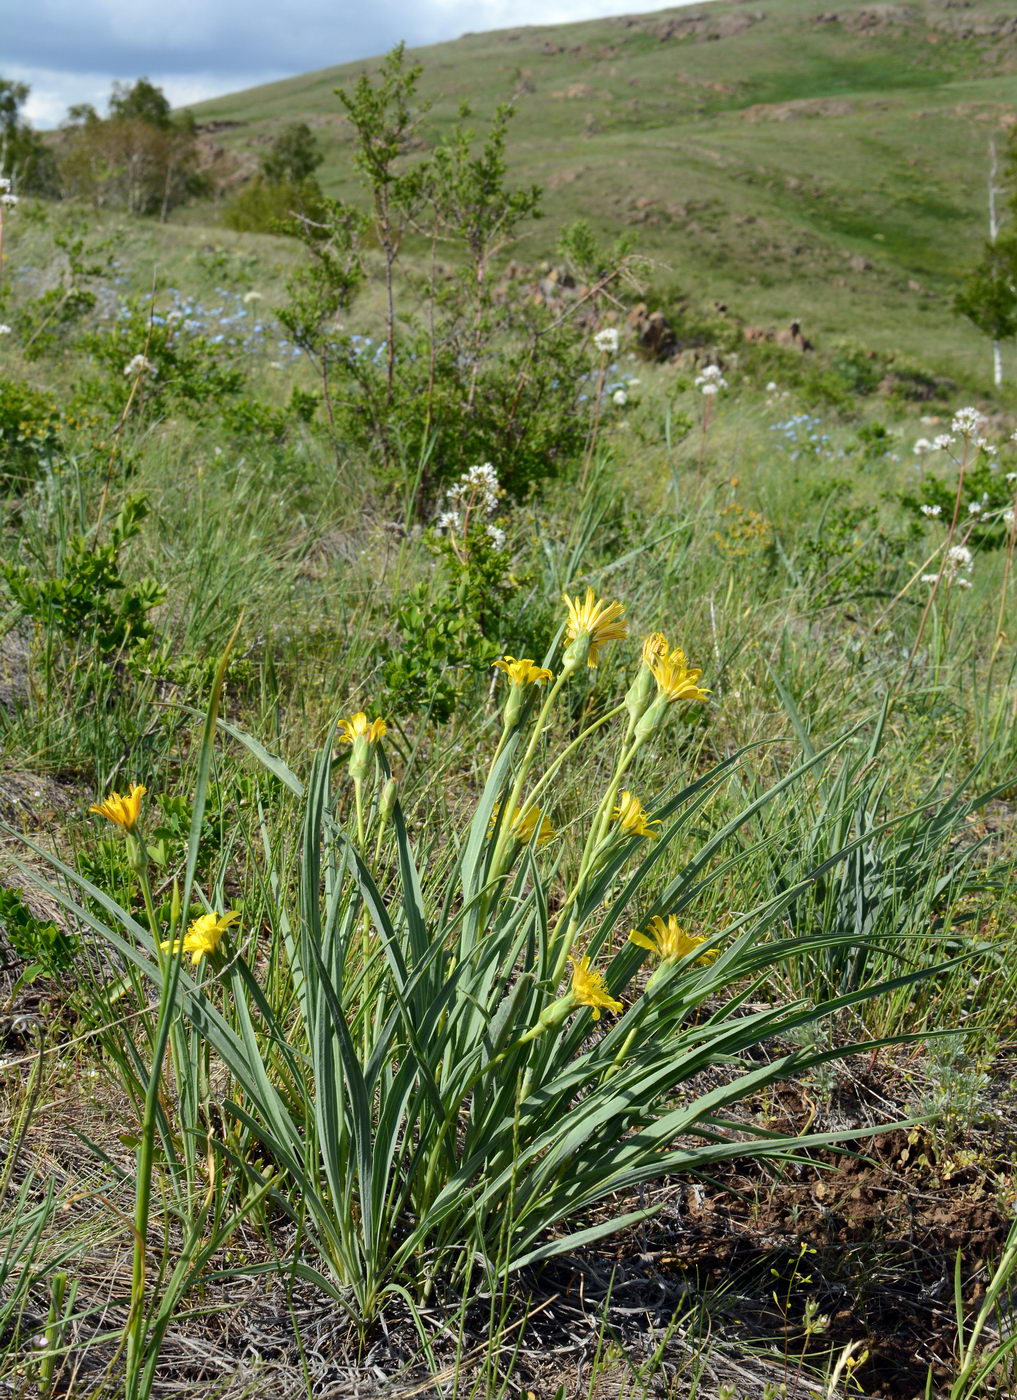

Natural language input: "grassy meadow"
[1,7,1017,1399]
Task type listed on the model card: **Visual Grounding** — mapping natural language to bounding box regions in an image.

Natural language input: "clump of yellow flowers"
[479,588,712,1041]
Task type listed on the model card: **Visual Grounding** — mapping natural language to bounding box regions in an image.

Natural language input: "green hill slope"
[191,0,1017,380]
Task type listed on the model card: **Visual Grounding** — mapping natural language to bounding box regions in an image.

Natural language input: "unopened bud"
[379,778,398,824]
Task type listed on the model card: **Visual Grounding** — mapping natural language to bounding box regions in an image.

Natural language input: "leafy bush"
[0,376,62,488]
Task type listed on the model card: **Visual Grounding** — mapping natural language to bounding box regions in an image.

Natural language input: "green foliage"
[260,122,324,185]
[278,52,599,507]
[58,78,206,217]
[0,376,62,486]
[2,495,165,654]
[795,490,920,602]
[82,299,246,415]
[108,78,174,130]
[380,521,517,721]
[0,886,78,983]
[954,233,1017,343]
[7,218,110,361]
[222,177,327,235]
[0,79,60,195]
[902,451,1015,551]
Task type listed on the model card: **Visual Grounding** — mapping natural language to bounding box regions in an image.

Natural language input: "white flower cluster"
[922,543,973,589]
[932,433,954,451]
[0,175,16,208]
[612,388,628,407]
[695,364,728,396]
[920,504,941,517]
[0,324,11,336]
[593,327,619,356]
[913,437,933,454]
[123,353,156,378]
[436,462,506,550]
[951,406,984,437]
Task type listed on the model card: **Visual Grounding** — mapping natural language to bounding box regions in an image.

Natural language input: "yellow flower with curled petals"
[162,910,240,965]
[612,791,660,839]
[568,956,623,1020]
[629,914,716,965]
[647,644,710,705]
[493,656,554,687]
[90,783,146,832]
[489,803,556,847]
[562,587,627,668]
[338,712,387,744]
[642,633,668,667]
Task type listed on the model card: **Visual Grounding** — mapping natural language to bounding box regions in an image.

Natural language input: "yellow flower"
[338,711,387,744]
[642,633,668,667]
[562,587,627,668]
[489,803,556,846]
[90,783,146,831]
[612,791,661,839]
[162,910,240,965]
[568,956,623,1020]
[493,656,554,686]
[648,643,710,704]
[629,914,716,965]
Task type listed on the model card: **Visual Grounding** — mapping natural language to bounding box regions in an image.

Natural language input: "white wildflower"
[123,354,155,378]
[913,437,933,454]
[766,381,779,393]
[612,389,628,407]
[243,290,262,304]
[0,177,9,192]
[594,327,619,355]
[932,434,954,451]
[700,383,720,397]
[0,193,17,208]
[946,544,973,572]
[486,524,507,550]
[920,504,941,517]
[1006,472,1017,484]
[955,577,972,589]
[1003,509,1015,527]
[951,406,984,436]
[0,324,11,336]
[436,510,461,534]
[968,501,982,514]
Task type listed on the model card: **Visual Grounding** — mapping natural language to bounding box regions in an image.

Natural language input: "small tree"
[0,78,60,195]
[58,79,203,219]
[260,122,323,184]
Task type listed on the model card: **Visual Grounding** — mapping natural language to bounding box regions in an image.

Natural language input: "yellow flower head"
[162,910,240,965]
[489,803,556,847]
[90,783,146,832]
[568,956,623,1021]
[629,914,716,965]
[612,791,661,840]
[563,587,627,668]
[648,643,710,705]
[338,712,387,744]
[642,633,668,668]
[493,656,554,687]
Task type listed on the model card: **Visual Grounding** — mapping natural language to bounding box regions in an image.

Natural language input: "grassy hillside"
[190,0,1017,381]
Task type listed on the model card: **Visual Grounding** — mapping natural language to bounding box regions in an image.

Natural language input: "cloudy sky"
[9,0,701,128]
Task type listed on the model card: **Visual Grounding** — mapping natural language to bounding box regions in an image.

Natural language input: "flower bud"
[379,777,398,824]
